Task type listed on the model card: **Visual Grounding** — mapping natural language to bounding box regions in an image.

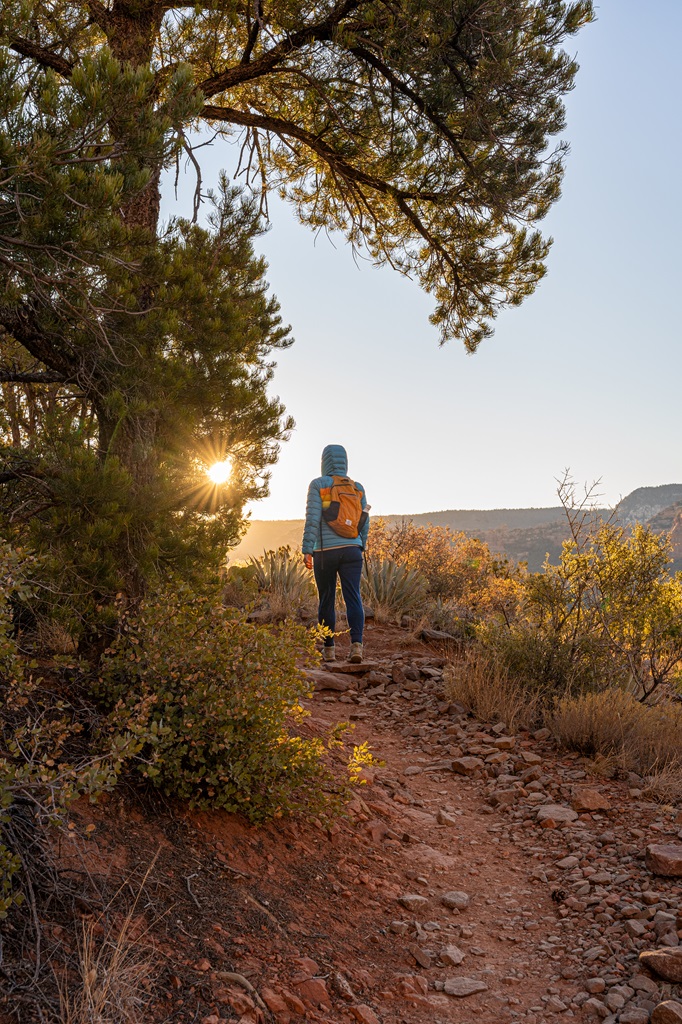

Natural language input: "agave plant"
[361,558,428,624]
[248,547,315,620]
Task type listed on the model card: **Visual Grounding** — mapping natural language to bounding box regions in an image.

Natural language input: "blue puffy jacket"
[302,444,370,555]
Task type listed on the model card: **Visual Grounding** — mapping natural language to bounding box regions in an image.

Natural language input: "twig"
[184,872,201,908]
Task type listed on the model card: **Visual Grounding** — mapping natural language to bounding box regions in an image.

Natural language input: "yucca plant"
[361,557,428,624]
[248,547,315,620]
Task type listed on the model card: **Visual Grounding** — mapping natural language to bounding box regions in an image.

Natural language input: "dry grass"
[55,858,160,1024]
[443,650,542,732]
[56,913,156,1024]
[549,689,682,802]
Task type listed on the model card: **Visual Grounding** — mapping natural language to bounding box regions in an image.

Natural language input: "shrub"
[361,557,428,623]
[0,544,140,919]
[98,587,334,821]
[549,689,682,782]
[368,519,522,619]
[444,650,542,732]
[476,495,682,700]
[248,547,315,620]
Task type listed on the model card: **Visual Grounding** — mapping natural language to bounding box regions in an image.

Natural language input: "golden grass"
[549,688,682,802]
[443,650,542,732]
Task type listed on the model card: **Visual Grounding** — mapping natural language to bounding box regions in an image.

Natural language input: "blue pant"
[313,546,364,645]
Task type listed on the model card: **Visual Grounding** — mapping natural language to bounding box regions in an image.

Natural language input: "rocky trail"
[22,624,682,1024]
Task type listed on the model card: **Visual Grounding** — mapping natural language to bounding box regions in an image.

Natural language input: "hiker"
[302,444,370,663]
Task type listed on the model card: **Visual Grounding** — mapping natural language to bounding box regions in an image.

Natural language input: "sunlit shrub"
[98,587,333,821]
[477,507,682,699]
[368,519,522,620]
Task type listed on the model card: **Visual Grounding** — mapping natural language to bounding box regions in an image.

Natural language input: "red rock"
[279,988,307,1014]
[394,974,428,997]
[571,788,612,812]
[227,991,255,1015]
[261,989,290,1022]
[640,948,682,982]
[645,844,682,877]
[293,956,320,976]
[451,756,484,775]
[350,1005,381,1024]
[652,1001,682,1023]
[293,977,331,1009]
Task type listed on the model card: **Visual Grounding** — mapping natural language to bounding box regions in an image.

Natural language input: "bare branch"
[0,367,66,384]
[8,37,74,77]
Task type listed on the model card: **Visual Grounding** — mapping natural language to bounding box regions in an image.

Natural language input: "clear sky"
[161,0,682,519]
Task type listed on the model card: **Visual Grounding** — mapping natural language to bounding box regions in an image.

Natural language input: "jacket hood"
[321,444,348,476]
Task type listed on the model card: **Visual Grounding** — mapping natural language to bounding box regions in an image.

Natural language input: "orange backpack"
[321,476,367,539]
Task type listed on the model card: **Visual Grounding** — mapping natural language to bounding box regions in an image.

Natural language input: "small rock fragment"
[571,788,612,812]
[536,804,579,824]
[440,945,465,966]
[398,893,429,910]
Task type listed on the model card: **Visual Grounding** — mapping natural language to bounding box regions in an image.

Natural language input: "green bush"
[97,587,333,821]
[477,509,682,699]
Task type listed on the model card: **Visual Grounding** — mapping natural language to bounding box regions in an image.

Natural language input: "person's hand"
[303,553,313,571]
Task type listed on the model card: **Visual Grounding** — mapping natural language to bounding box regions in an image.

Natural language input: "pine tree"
[0,1,594,616]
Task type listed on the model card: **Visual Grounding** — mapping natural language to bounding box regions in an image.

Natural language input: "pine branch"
[202,104,459,277]
[8,37,74,77]
[200,0,367,96]
[0,367,66,384]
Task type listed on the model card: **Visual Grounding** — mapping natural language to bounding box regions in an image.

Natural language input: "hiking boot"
[349,642,363,664]
[322,646,336,663]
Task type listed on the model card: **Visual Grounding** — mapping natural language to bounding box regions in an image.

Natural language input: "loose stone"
[443,977,489,997]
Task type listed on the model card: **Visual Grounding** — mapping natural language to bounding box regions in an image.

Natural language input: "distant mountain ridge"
[614,484,682,525]
[229,484,682,573]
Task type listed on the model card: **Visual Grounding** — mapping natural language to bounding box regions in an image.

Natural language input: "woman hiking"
[302,444,370,663]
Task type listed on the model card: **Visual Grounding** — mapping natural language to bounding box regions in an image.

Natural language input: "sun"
[207,459,232,485]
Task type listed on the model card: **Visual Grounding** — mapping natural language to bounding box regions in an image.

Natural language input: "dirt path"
[41,623,682,1024]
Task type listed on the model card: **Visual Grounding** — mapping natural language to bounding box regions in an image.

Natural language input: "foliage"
[368,519,522,621]
[0,40,292,615]
[97,587,335,821]
[0,545,140,919]
[248,547,316,620]
[0,0,594,353]
[549,689,682,786]
[479,479,682,699]
[361,557,428,623]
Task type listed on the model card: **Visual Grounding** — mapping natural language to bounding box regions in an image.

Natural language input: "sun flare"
[207,459,232,485]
